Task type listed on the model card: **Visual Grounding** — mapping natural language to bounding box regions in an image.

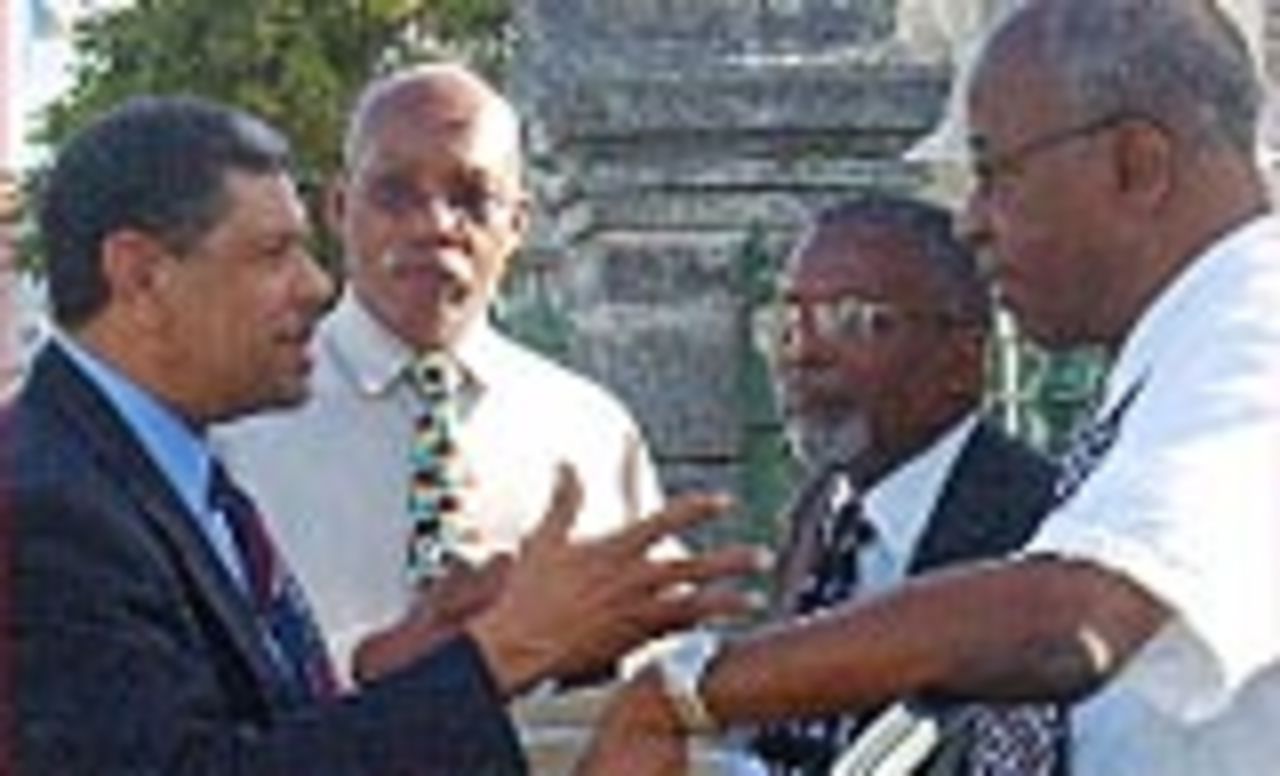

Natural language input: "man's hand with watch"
[655,629,724,735]
[576,631,726,775]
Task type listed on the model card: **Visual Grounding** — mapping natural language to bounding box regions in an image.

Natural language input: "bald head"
[343,63,523,174]
[963,0,1268,349]
[981,0,1261,155]
[333,63,531,350]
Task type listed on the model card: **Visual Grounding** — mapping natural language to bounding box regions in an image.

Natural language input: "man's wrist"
[466,613,547,699]
[655,630,723,735]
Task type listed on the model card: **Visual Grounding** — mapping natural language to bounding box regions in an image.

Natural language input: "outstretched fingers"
[610,491,734,557]
[526,463,585,549]
[603,546,771,637]
[642,545,771,592]
[607,584,759,650]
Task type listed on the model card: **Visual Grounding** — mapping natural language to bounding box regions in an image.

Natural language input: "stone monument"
[498,2,1278,773]
[508,0,950,540]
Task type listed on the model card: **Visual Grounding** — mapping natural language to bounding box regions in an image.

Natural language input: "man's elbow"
[1027,557,1171,701]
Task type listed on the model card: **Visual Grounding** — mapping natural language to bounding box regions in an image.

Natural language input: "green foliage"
[16,0,509,273]
[733,223,796,546]
[36,0,511,187]
[1026,347,1108,452]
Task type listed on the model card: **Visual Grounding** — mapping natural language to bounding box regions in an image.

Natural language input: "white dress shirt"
[722,415,980,776]
[859,413,979,595]
[214,288,663,678]
[1027,214,1280,774]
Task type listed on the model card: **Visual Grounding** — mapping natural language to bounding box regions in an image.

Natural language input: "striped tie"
[405,353,466,584]
[963,381,1144,775]
[209,462,338,701]
[755,484,878,773]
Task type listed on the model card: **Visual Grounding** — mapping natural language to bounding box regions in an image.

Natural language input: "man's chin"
[785,413,871,471]
[232,381,312,421]
[402,301,482,352]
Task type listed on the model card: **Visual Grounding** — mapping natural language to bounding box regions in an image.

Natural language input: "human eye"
[865,306,898,335]
[970,158,999,196]
[367,175,417,214]
[256,230,310,266]
[826,298,863,338]
[835,298,897,340]
[448,175,509,224]
[444,186,489,221]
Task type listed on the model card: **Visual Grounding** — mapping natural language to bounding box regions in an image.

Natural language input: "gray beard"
[785,411,871,472]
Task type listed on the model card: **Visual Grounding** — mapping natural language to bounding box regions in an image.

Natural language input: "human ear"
[1110,119,1176,212]
[323,175,349,238]
[100,229,173,323]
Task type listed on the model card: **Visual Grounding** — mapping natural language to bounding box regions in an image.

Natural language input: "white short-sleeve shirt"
[1027,215,1280,775]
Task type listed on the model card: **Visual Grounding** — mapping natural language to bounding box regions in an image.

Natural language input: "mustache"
[379,248,477,288]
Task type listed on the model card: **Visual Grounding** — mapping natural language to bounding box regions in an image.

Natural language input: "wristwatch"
[656,630,722,735]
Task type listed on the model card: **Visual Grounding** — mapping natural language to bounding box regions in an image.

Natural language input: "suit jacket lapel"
[771,465,843,616]
[908,421,1055,575]
[29,346,287,705]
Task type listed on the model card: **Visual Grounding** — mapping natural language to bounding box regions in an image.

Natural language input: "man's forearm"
[699,556,1168,727]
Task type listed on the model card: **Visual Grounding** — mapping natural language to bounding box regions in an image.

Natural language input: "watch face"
[658,631,722,734]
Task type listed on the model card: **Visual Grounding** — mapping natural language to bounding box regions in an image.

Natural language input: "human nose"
[402,192,466,238]
[957,186,992,253]
[295,249,335,311]
[776,306,830,364]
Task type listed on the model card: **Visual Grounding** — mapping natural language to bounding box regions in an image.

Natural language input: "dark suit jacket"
[906,420,1057,574]
[768,419,1058,774]
[775,420,1056,610]
[9,345,525,775]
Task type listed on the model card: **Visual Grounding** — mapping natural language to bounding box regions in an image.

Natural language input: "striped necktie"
[964,382,1143,775]
[755,482,878,773]
[209,462,337,701]
[406,353,466,584]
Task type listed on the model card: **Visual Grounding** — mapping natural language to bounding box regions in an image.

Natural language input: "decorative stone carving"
[510,0,946,498]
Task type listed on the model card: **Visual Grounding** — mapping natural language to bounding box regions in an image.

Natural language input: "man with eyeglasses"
[735,195,1056,774]
[578,1,1280,774]
[215,64,669,708]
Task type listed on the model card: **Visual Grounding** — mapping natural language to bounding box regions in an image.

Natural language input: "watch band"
[656,630,722,735]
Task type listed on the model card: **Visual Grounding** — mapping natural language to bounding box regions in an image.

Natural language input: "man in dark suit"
[584,3,1274,774]
[8,95,761,775]
[745,194,1056,774]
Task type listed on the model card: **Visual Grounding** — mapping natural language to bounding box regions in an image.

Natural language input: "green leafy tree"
[36,0,510,190]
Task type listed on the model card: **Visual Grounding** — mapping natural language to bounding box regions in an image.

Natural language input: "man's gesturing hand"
[468,465,767,697]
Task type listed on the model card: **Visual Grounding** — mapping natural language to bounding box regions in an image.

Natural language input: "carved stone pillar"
[509,0,947,529]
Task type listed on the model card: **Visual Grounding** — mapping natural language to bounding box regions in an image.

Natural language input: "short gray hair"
[814,194,991,325]
[1027,0,1262,154]
[342,62,522,169]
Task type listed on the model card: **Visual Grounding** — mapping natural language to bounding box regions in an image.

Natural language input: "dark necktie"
[963,381,1143,775]
[209,462,338,702]
[794,492,875,615]
[755,485,877,774]
[406,353,466,584]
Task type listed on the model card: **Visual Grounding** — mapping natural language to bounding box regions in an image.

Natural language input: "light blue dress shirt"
[55,334,247,588]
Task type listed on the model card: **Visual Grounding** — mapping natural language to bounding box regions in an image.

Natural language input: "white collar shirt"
[852,413,980,595]
[214,287,664,678]
[1027,214,1280,775]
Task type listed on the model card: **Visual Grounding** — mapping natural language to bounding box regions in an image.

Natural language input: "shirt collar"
[326,286,509,398]
[54,332,213,520]
[1103,213,1280,414]
[324,288,416,397]
[861,413,979,566]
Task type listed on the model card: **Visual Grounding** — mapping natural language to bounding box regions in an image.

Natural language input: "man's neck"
[73,321,205,431]
[851,406,974,491]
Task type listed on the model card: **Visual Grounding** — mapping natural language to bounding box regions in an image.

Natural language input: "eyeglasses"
[363,174,519,227]
[970,114,1128,196]
[752,294,975,354]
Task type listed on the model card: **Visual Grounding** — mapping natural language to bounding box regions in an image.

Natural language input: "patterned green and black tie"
[406,353,466,585]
